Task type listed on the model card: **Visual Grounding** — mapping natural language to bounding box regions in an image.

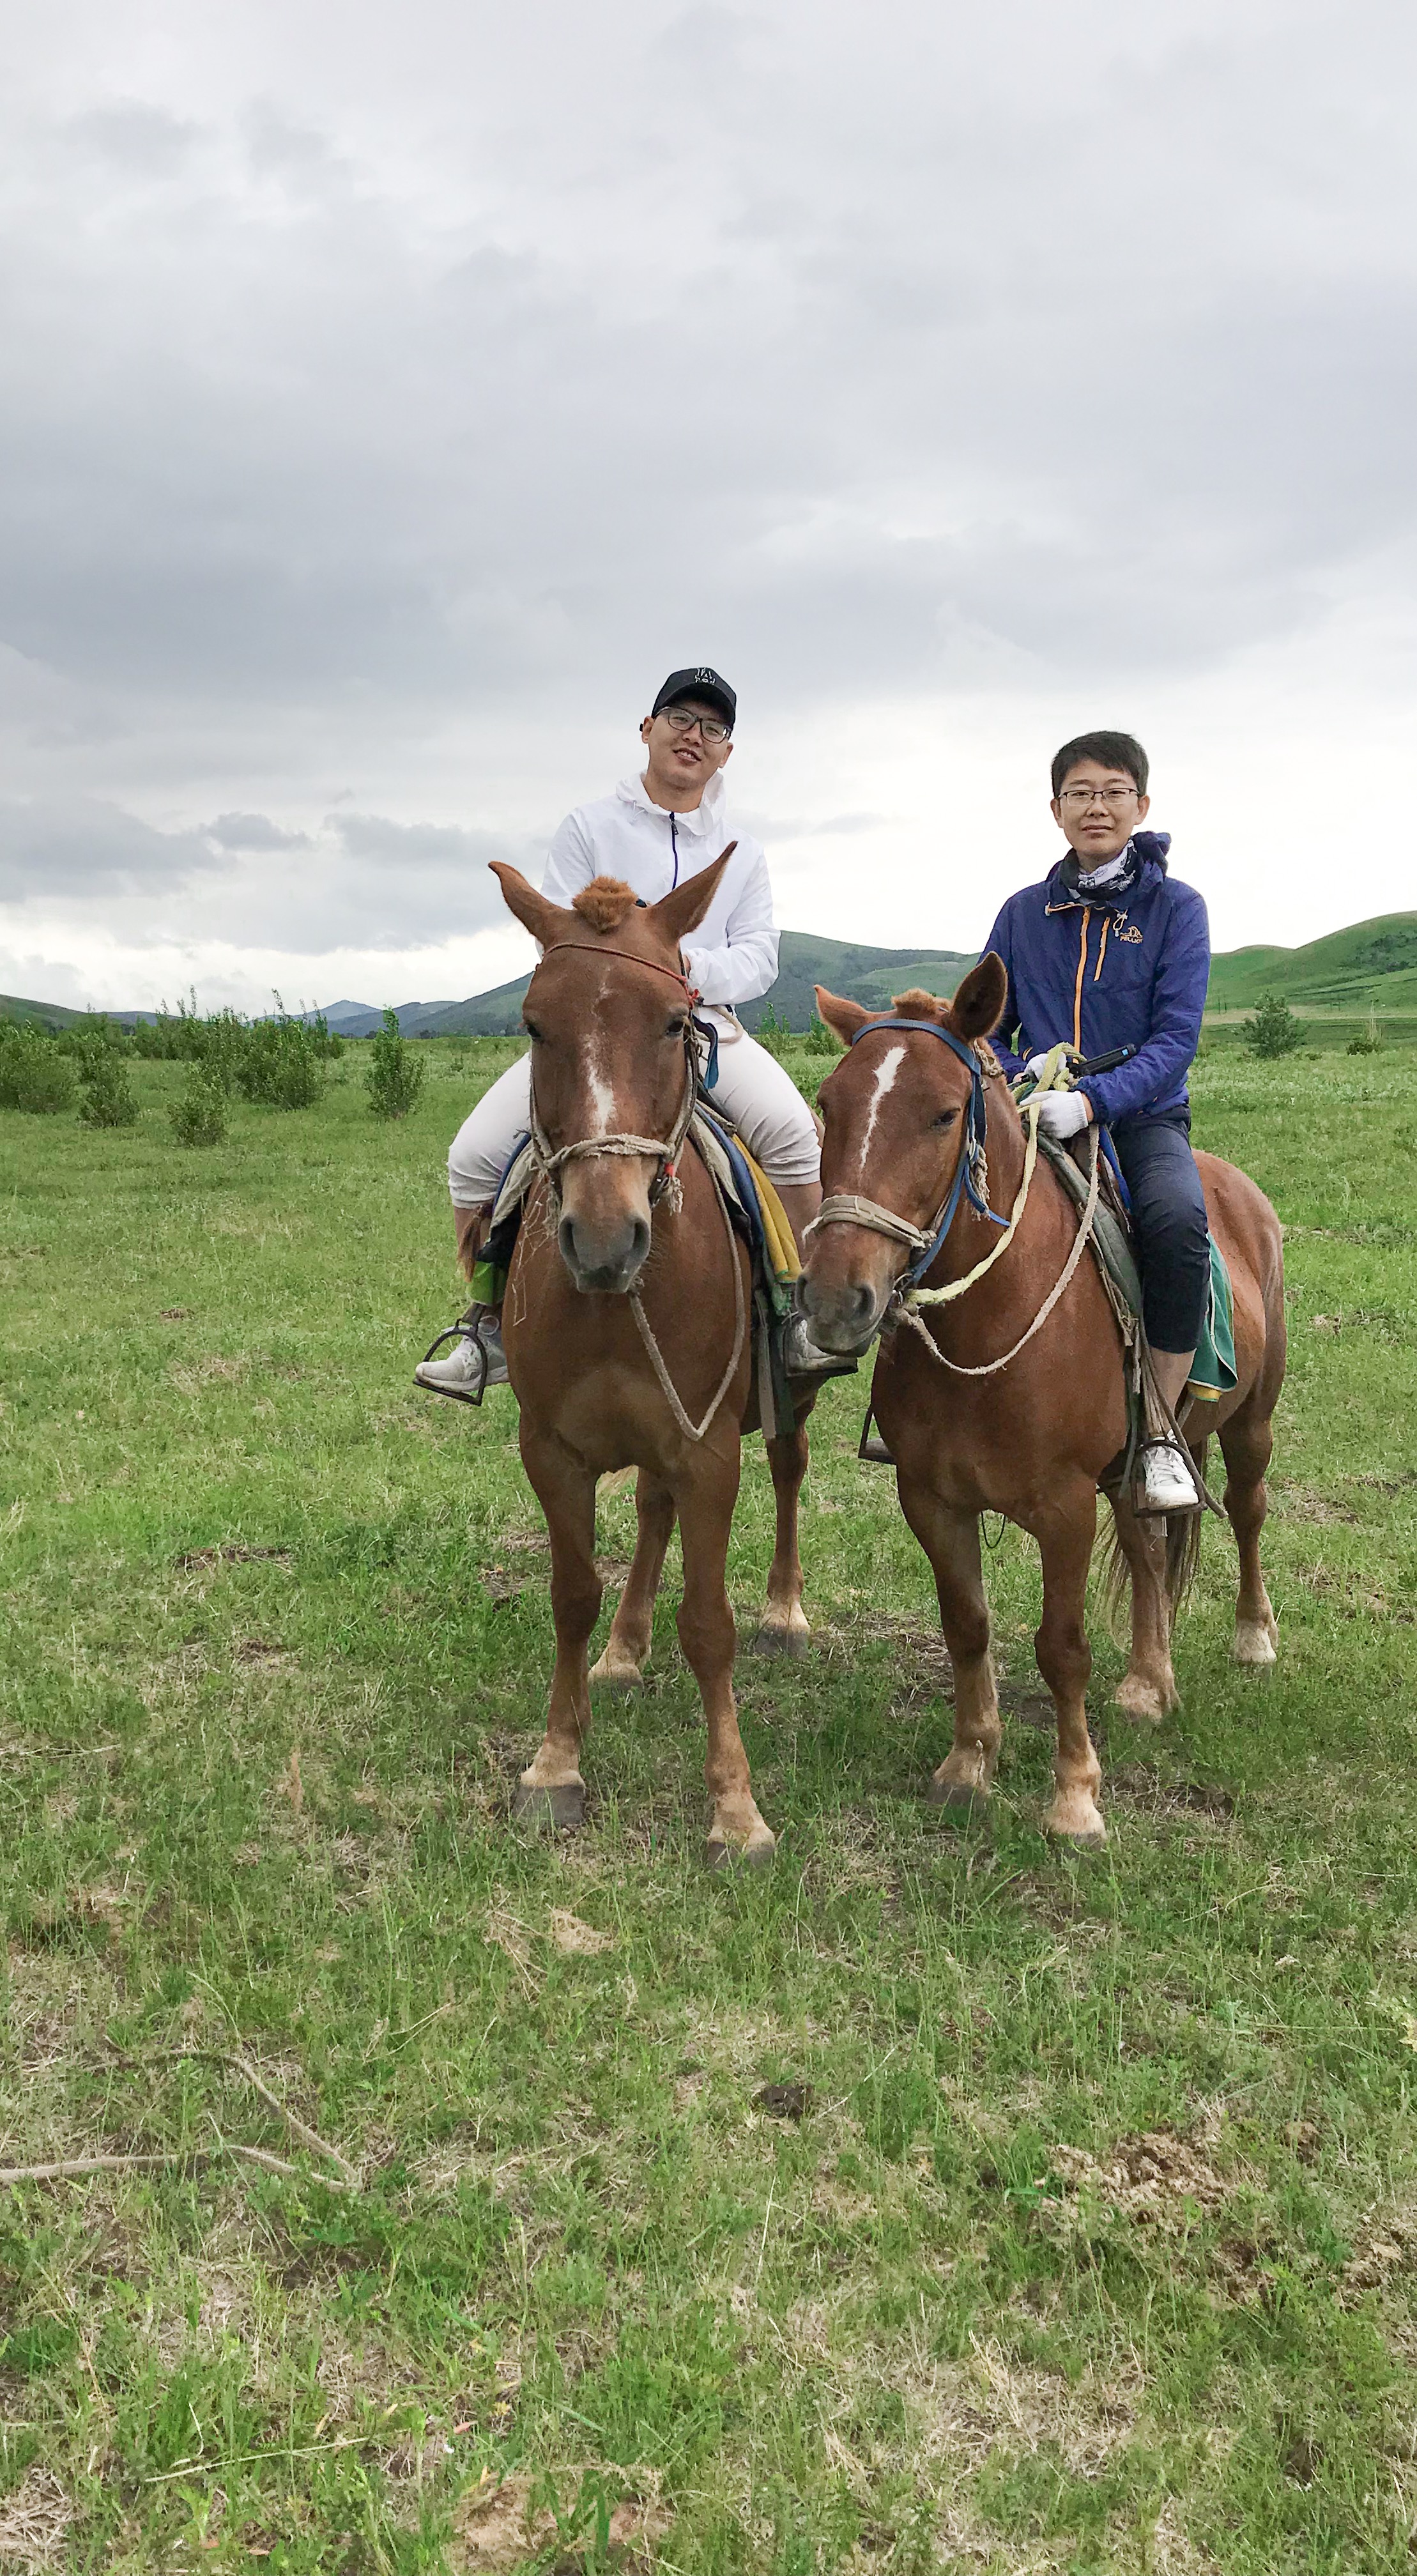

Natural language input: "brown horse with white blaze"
[485,852,815,1866]
[800,959,1285,1846]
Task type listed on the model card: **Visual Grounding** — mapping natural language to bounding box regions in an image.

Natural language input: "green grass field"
[3,1041,1417,2574]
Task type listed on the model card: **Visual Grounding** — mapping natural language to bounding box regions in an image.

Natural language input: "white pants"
[447,1011,820,1208]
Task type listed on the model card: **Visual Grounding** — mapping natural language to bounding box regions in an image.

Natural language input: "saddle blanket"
[1037,1131,1236,1400]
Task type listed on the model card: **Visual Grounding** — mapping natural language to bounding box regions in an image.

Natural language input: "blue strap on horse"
[848,1015,1009,1286]
[691,1013,721,1092]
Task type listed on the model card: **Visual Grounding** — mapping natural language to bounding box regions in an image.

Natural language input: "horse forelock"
[572,877,642,934]
[889,988,947,1020]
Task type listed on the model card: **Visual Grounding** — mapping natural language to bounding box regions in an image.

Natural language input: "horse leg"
[1033,1489,1106,1844]
[897,1481,1000,1809]
[751,1419,811,1658]
[1220,1399,1279,1666]
[676,1459,776,1866]
[590,1471,677,1690]
[511,1433,600,1828]
[1106,1487,1180,1721]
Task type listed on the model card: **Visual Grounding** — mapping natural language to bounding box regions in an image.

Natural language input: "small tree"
[1347,1006,1383,1057]
[0,1022,79,1113]
[754,1003,795,1059]
[365,1008,427,1119]
[804,1013,841,1056]
[1243,990,1305,1059]
[236,1001,325,1109]
[77,1033,139,1128]
[169,1063,228,1146]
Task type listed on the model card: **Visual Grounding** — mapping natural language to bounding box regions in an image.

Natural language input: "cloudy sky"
[1,0,1412,1013]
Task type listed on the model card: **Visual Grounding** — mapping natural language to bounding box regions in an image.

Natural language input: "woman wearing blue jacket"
[982,731,1210,1512]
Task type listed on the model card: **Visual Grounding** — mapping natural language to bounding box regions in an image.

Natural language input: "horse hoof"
[1232,1622,1278,1668]
[705,1832,776,1873]
[749,1621,809,1660]
[1058,1830,1108,1855]
[589,1652,643,1693]
[511,1779,586,1830]
[926,1777,990,1818]
[1112,1678,1171,1725]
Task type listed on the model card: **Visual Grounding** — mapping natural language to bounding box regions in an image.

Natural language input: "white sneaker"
[1138,1439,1199,1512]
[415,1315,508,1403]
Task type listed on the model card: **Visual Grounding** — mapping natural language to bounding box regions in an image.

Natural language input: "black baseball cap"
[650,666,736,730]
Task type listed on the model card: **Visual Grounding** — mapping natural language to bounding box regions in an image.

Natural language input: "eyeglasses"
[662,705,731,744]
[1057,785,1140,810]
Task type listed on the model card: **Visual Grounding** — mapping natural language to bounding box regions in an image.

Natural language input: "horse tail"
[1095,1509,1133,1643]
[1164,1500,1204,1624]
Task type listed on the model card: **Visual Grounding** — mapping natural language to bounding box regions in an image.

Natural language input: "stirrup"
[416,1312,491,1407]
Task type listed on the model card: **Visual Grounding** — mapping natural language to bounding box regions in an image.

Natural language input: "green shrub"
[1347,1008,1384,1057]
[0,1022,79,1114]
[365,1008,427,1119]
[1243,990,1305,1059]
[169,1064,228,1146]
[754,1003,795,1059]
[804,1013,841,1056]
[235,1011,324,1110]
[77,1038,139,1128]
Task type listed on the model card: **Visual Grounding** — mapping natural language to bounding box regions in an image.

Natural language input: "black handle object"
[1068,1045,1135,1077]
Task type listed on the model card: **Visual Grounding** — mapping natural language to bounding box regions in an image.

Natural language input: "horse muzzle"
[797,1269,889,1355]
[557,1207,652,1296]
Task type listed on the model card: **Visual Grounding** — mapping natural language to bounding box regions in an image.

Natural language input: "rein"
[524,941,747,1441]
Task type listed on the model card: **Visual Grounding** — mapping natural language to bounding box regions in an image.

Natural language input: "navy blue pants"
[1110,1109,1209,1354]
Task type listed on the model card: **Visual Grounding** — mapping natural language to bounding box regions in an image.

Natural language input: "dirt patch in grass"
[0,2465,72,2568]
[1048,2128,1230,2231]
[452,2467,668,2572]
[1108,1766,1236,1822]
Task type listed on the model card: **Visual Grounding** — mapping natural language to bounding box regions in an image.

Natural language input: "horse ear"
[488,861,574,951]
[814,986,872,1046]
[949,953,1008,1040]
[644,843,736,948]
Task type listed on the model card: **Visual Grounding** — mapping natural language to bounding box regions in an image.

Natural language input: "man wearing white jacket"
[417,666,829,1399]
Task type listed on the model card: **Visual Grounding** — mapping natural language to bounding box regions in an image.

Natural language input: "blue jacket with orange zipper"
[980,831,1210,1128]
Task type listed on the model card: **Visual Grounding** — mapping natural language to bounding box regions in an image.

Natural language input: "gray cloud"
[0,0,1412,999]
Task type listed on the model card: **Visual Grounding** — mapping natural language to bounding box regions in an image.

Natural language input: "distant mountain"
[406,930,983,1037]
[9,910,1417,1041]
[312,1000,457,1037]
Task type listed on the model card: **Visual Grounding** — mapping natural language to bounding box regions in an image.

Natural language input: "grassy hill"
[410,930,981,1037]
[10,910,1417,1038]
[1204,912,1417,1014]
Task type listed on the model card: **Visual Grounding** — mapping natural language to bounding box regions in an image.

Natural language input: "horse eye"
[523,1020,543,1043]
[666,1017,688,1040]
[933,1106,960,1129]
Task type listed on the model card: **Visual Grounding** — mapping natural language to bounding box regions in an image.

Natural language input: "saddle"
[1036,1127,1236,1405]
[468,1105,808,1437]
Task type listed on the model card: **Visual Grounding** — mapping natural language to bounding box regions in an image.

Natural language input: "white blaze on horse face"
[857,1043,907,1174]
[583,1038,617,1137]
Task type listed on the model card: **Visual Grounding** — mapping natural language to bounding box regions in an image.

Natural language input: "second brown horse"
[800,960,1285,1846]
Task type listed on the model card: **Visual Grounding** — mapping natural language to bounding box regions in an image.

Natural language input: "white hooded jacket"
[539,771,778,1010]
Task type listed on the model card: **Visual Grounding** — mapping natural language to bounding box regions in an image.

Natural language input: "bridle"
[523,936,748,1442]
[808,1014,1105,1381]
[808,1016,1009,1296]
[526,940,712,1213]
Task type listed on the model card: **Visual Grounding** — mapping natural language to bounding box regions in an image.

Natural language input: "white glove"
[1023,1052,1056,1082]
[1035,1087,1091,1139]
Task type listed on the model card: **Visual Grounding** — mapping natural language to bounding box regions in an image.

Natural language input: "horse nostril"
[558,1213,579,1268]
[627,1218,650,1270]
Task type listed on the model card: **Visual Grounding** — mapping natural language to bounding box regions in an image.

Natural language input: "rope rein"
[525,951,747,1443]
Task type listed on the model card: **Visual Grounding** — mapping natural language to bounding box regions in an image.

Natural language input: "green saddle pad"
[1190,1236,1237,1400]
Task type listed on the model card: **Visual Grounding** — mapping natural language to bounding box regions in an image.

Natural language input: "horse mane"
[890,988,947,1019]
[572,877,641,934]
